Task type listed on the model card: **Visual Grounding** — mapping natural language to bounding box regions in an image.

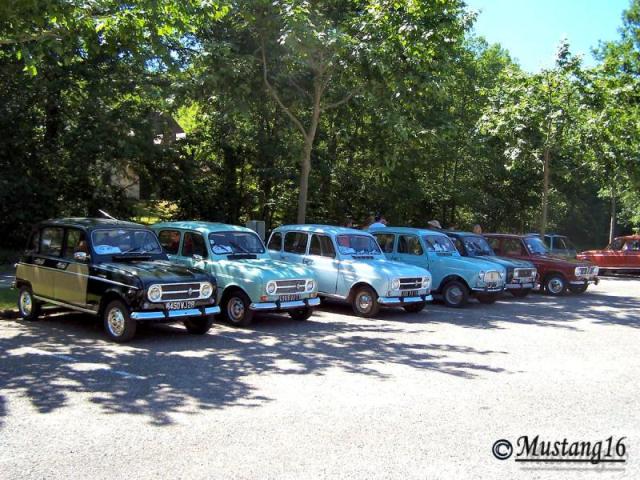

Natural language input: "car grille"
[576,266,598,276]
[484,271,502,283]
[399,277,423,290]
[589,266,598,275]
[513,268,535,279]
[275,279,307,294]
[160,282,205,301]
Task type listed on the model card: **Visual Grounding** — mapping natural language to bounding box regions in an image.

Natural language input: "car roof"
[616,235,640,241]
[484,233,536,239]
[273,224,373,236]
[152,221,255,235]
[40,217,144,230]
[370,226,449,237]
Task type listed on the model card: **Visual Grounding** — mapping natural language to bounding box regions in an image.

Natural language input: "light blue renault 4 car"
[152,222,320,326]
[266,225,432,317]
[370,227,507,308]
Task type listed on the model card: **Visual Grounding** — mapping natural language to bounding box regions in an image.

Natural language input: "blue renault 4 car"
[152,221,319,326]
[446,231,537,298]
[267,225,432,317]
[370,227,506,307]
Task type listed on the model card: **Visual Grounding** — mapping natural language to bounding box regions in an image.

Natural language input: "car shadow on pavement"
[0,310,507,426]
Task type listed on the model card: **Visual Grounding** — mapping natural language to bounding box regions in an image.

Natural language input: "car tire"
[509,288,531,298]
[544,274,567,296]
[351,286,380,318]
[476,293,500,304]
[222,290,254,327]
[18,286,41,321]
[403,301,426,313]
[103,299,137,343]
[183,316,215,334]
[441,280,469,308]
[569,284,589,294]
[289,307,313,321]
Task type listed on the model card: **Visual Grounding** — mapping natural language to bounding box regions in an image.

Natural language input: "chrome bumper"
[131,305,220,320]
[571,277,599,285]
[471,286,504,293]
[250,297,321,311]
[378,294,433,305]
[505,282,534,290]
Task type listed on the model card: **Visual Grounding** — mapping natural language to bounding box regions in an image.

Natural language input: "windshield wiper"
[228,241,249,254]
[121,246,148,254]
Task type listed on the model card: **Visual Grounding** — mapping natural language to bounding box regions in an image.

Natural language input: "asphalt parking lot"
[1,278,639,479]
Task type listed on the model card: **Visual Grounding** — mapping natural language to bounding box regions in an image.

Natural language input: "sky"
[465,0,631,71]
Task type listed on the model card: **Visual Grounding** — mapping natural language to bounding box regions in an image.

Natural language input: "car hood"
[476,255,534,269]
[211,258,313,281]
[345,257,431,279]
[96,260,212,287]
[442,255,507,273]
[530,254,592,267]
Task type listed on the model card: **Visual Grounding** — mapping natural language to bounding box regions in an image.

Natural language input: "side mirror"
[74,252,89,262]
[192,254,204,262]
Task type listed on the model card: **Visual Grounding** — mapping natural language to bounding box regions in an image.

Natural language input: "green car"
[151,221,320,326]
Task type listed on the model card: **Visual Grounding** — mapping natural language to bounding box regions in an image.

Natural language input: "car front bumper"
[250,296,321,311]
[471,286,504,293]
[505,281,535,290]
[378,294,433,305]
[571,277,599,286]
[131,305,220,321]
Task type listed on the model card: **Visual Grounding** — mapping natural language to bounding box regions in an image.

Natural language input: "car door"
[396,234,425,268]
[621,239,640,268]
[33,226,65,300]
[177,231,208,270]
[421,235,449,288]
[55,228,89,307]
[157,229,183,263]
[280,231,309,265]
[304,234,339,294]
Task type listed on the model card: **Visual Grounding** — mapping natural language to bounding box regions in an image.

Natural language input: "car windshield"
[336,234,382,255]
[463,236,495,256]
[525,236,549,254]
[554,237,575,250]
[208,231,265,254]
[91,229,162,255]
[423,235,457,253]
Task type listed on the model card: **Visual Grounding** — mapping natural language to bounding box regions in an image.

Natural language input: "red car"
[577,235,640,272]
[484,233,599,295]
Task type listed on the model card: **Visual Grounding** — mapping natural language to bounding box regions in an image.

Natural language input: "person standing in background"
[368,214,387,229]
[473,224,483,234]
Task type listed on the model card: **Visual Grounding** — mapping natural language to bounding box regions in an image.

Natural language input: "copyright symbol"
[492,439,513,460]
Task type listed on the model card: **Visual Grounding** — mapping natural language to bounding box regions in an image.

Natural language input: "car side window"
[158,230,181,255]
[503,238,525,256]
[40,227,64,257]
[486,237,501,253]
[182,232,207,258]
[610,239,623,251]
[309,234,336,258]
[62,229,87,260]
[623,240,639,251]
[28,230,40,253]
[284,232,308,254]
[267,232,282,251]
[374,233,395,253]
[398,235,423,256]
[453,238,464,253]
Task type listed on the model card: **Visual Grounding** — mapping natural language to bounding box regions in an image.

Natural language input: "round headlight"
[593,266,599,275]
[266,281,277,295]
[391,278,401,290]
[147,285,162,302]
[306,279,315,292]
[422,276,431,289]
[200,282,213,298]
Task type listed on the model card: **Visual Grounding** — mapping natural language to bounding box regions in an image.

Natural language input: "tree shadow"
[0,309,507,426]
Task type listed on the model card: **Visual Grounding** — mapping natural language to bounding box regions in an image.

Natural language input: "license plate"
[279,294,301,302]
[401,290,419,297]
[165,300,196,310]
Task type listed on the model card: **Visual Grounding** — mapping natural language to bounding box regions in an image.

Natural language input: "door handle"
[303,258,314,265]
[34,258,45,265]
[56,261,67,270]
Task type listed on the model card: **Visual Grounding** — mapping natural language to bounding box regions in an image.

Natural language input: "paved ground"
[1,278,638,479]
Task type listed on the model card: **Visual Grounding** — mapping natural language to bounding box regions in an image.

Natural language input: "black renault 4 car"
[14,218,220,342]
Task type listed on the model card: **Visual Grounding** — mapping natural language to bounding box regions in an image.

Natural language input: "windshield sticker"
[94,245,122,254]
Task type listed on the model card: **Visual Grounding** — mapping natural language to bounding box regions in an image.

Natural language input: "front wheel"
[403,302,426,313]
[222,291,254,327]
[351,286,380,318]
[103,299,137,342]
[544,274,567,296]
[18,286,41,321]
[289,307,313,321]
[509,288,531,298]
[183,316,215,334]
[569,284,589,294]
[441,281,469,308]
[476,293,500,304]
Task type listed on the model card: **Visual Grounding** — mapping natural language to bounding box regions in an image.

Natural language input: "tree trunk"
[540,148,550,237]
[609,190,617,244]
[296,83,322,224]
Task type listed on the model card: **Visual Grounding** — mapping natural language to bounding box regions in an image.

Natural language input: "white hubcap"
[446,286,463,304]
[228,297,245,321]
[548,278,564,294]
[107,307,126,337]
[357,293,372,312]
